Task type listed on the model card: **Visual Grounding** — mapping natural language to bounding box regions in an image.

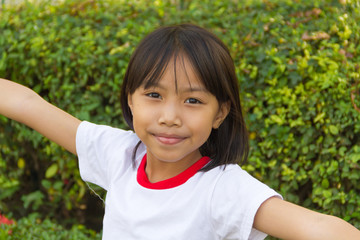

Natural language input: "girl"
[0,24,359,240]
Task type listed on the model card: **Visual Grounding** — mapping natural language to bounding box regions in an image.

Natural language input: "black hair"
[120,23,249,171]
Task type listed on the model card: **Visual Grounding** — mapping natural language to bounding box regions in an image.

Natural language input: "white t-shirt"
[76,121,281,240]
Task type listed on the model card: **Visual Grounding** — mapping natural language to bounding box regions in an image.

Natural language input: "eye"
[185,98,202,104]
[146,92,162,99]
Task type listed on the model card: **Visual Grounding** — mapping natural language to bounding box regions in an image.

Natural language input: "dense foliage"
[0,212,100,239]
[0,0,359,238]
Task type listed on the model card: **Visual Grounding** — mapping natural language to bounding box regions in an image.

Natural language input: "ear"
[213,101,230,129]
[127,94,133,113]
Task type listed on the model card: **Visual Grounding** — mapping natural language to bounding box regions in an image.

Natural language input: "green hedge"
[0,213,100,239]
[0,0,359,236]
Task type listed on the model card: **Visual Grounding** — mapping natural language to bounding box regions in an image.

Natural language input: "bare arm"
[0,78,81,155]
[254,197,360,240]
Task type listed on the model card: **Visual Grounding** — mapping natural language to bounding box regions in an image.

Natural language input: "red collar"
[137,154,211,190]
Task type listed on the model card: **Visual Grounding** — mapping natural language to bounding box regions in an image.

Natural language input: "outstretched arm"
[254,197,360,240]
[0,78,81,155]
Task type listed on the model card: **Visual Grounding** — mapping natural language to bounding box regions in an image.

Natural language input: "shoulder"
[76,121,145,189]
[76,121,145,169]
[208,164,280,239]
[76,121,141,151]
[77,121,137,139]
[210,164,280,204]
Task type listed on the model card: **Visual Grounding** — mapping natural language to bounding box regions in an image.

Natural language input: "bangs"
[139,46,177,91]
[125,30,207,95]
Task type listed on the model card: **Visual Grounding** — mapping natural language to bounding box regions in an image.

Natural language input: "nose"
[158,101,182,127]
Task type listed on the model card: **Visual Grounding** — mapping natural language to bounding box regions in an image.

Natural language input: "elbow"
[9,88,42,123]
[313,214,360,240]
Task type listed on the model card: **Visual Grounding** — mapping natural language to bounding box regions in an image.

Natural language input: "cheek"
[131,104,156,130]
[185,114,214,139]
[131,101,151,118]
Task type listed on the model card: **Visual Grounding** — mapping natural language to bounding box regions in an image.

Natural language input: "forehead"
[142,55,206,92]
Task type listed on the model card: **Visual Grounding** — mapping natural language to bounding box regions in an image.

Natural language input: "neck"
[145,152,202,183]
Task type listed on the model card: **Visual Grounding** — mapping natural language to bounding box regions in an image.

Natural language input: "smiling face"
[128,56,229,170]
[121,24,249,174]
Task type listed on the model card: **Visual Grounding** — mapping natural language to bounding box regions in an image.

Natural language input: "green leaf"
[45,164,58,179]
[350,153,360,163]
[321,178,330,188]
[41,179,51,189]
[329,125,339,135]
[270,114,284,125]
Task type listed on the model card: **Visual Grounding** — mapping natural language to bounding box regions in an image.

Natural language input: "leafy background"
[0,0,359,238]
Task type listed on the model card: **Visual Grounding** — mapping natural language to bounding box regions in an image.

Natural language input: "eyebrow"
[144,82,209,94]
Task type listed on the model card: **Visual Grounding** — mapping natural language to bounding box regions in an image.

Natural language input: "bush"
[0,0,359,236]
[0,213,101,239]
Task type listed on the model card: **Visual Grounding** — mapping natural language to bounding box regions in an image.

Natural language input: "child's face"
[128,57,229,167]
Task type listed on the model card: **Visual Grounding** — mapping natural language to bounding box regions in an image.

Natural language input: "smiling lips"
[153,133,186,145]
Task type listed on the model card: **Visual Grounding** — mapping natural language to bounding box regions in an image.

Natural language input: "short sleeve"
[76,121,142,190]
[210,166,281,240]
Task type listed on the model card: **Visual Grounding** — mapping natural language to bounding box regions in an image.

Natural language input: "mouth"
[153,133,186,145]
